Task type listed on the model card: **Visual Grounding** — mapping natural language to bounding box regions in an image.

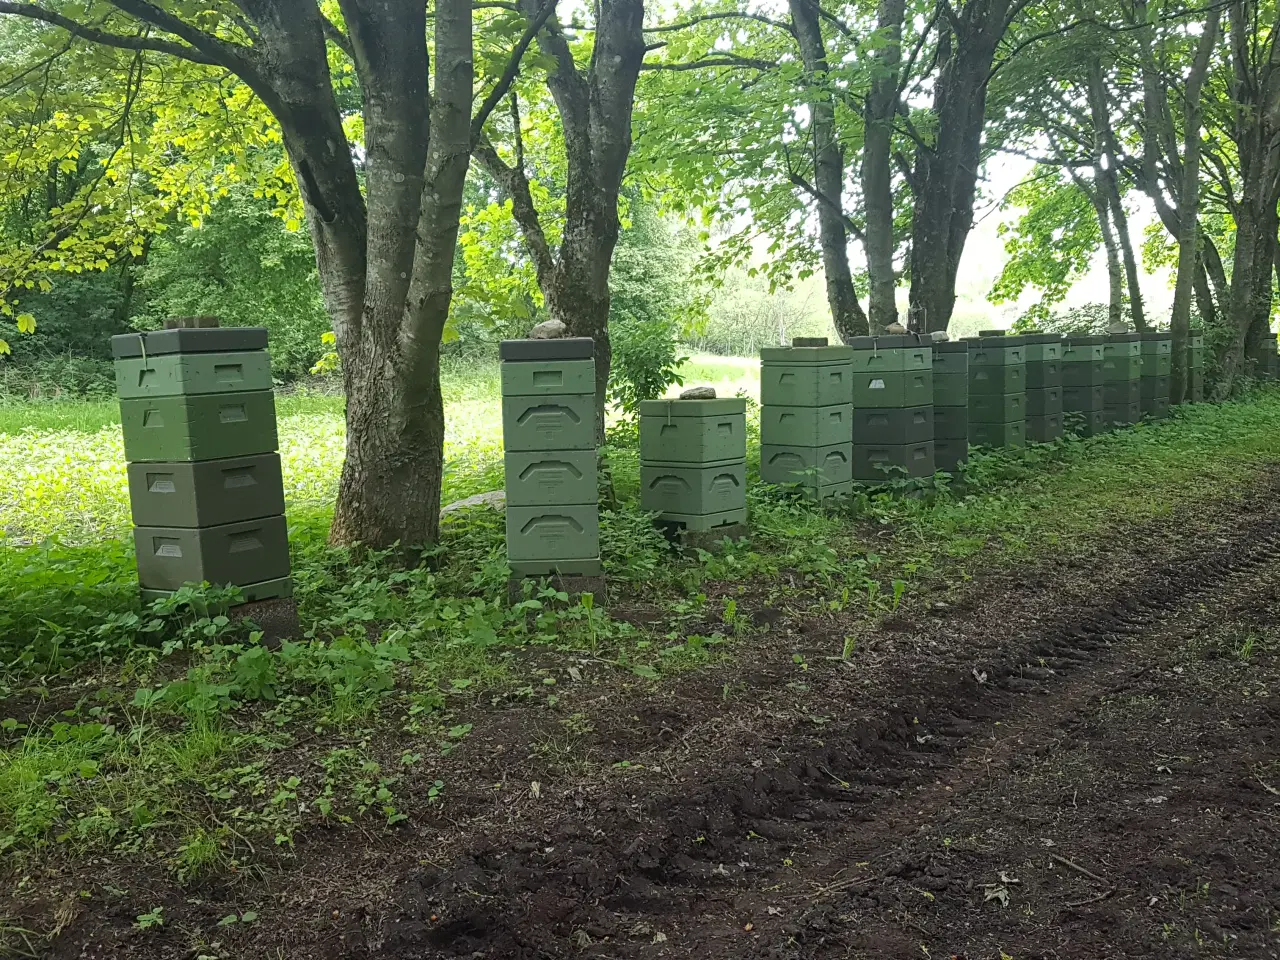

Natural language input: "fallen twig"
[1066,888,1116,908]
[1050,853,1107,885]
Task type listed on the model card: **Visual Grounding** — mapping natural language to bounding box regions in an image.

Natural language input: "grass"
[4,357,1280,927]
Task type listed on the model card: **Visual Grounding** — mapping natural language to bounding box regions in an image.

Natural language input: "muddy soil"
[15,473,1280,960]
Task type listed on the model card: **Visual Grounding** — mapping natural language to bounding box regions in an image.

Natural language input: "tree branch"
[104,0,252,70]
[645,11,794,35]
[473,135,557,284]
[0,1,220,65]
[786,169,866,243]
[641,54,775,72]
[471,0,559,143]
[320,13,354,58]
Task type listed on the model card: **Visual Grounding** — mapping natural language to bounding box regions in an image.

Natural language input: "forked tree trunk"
[862,0,905,334]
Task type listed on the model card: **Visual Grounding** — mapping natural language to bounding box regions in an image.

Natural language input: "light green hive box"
[127,454,285,528]
[502,394,596,452]
[760,346,854,407]
[1062,341,1104,362]
[760,443,853,487]
[638,398,746,463]
[120,391,279,462]
[852,369,932,408]
[133,515,291,591]
[503,450,597,507]
[640,460,747,517]
[933,372,968,407]
[968,364,1025,396]
[759,404,851,447]
[114,351,273,399]
[505,505,600,563]
[849,347,931,373]
[969,343,1027,366]
[970,392,1026,424]
[500,358,595,397]
[1140,338,1173,355]
[1025,339,1062,363]
[969,419,1027,448]
[1141,354,1173,377]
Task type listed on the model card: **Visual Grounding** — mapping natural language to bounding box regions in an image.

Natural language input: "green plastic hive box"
[503,450,597,507]
[127,454,285,528]
[1024,386,1062,418]
[1103,380,1141,405]
[505,505,600,564]
[638,398,747,463]
[970,392,1025,424]
[133,515,291,591]
[1140,334,1173,356]
[500,358,596,397]
[933,372,968,407]
[852,369,932,408]
[852,441,935,482]
[845,335,931,373]
[1023,334,1063,363]
[1140,375,1171,399]
[1062,383,1104,411]
[1061,360,1104,387]
[1025,413,1063,443]
[968,337,1027,366]
[1102,355,1142,381]
[1063,408,1107,436]
[1102,400,1141,427]
[115,351,273,399]
[852,406,933,445]
[640,460,746,517]
[120,391,279,462]
[1189,347,1205,370]
[1062,337,1105,362]
[760,404,851,447]
[969,363,1025,396]
[760,443,853,487]
[502,394,596,452]
[1142,395,1171,420]
[651,507,749,532]
[1189,370,1205,401]
[1142,353,1172,377]
[931,342,969,376]
[1103,334,1142,356]
[935,437,968,472]
[760,361,852,407]
[933,405,969,440]
[112,327,269,358]
[970,419,1026,448]
[1025,359,1063,390]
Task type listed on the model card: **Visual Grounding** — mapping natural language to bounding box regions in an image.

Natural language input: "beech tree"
[0,0,553,549]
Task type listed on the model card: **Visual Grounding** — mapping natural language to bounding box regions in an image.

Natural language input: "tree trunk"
[862,0,905,333]
[1077,168,1123,327]
[907,0,1012,333]
[1106,184,1147,330]
[789,0,869,341]
[1169,12,1218,405]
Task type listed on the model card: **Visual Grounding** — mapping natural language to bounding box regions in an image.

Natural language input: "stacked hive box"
[1140,331,1172,420]
[639,397,747,532]
[849,335,935,481]
[1101,332,1142,429]
[500,337,601,577]
[1187,328,1205,402]
[932,341,969,473]
[1023,333,1064,442]
[112,327,291,603]
[759,343,854,498]
[1061,335,1107,436]
[966,333,1026,448]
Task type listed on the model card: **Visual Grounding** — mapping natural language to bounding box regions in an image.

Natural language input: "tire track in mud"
[357,486,1280,960]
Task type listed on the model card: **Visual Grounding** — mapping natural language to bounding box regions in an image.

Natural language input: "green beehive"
[505,505,601,567]
[964,335,1027,449]
[760,443,853,493]
[1139,332,1172,419]
[1189,368,1205,402]
[112,324,293,605]
[503,451,597,507]
[640,396,747,528]
[1026,413,1063,444]
[851,369,933,408]
[1102,334,1142,381]
[970,420,1026,449]
[134,516,291,593]
[115,351,273,400]
[127,455,285,528]
[933,342,968,472]
[968,364,1025,395]
[760,403,852,447]
[1025,386,1062,418]
[500,337,600,578]
[969,392,1025,423]
[120,391,280,462]
[1061,336,1106,433]
[639,461,746,525]
[853,441,935,482]
[852,406,933,445]
[760,345,853,406]
[501,394,596,453]
[846,338,932,372]
[639,398,747,463]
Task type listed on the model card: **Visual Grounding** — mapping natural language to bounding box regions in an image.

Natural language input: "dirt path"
[355,480,1280,960]
[35,473,1280,960]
